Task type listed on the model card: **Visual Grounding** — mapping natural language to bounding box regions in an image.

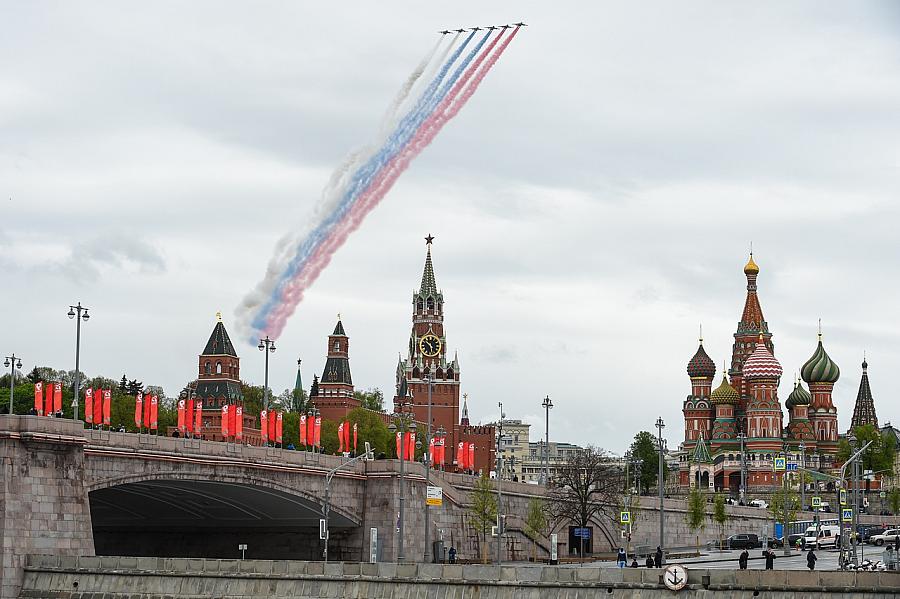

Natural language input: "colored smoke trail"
[237,27,520,342]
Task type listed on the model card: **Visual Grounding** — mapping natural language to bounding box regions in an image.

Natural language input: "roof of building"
[800,334,840,384]
[418,242,440,298]
[195,380,243,404]
[202,321,237,357]
[692,432,712,463]
[738,254,767,334]
[321,356,352,385]
[743,254,759,275]
[742,337,783,380]
[332,319,346,336]
[710,374,739,405]
[687,341,716,379]
[785,379,811,409]
[850,358,878,429]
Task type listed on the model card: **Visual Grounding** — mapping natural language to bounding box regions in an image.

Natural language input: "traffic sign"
[787,463,799,472]
[773,457,786,471]
[426,486,443,506]
[881,491,887,499]
[811,496,822,507]
[842,508,852,522]
[620,511,631,524]
[840,489,847,506]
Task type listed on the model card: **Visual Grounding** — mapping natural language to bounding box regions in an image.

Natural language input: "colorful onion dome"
[801,336,840,384]
[743,254,760,275]
[687,341,716,378]
[785,380,811,408]
[742,338,783,379]
[710,374,739,404]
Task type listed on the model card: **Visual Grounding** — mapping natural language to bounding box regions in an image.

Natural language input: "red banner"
[177,399,186,431]
[429,437,435,464]
[102,389,112,425]
[195,399,203,436]
[143,391,151,429]
[344,421,351,452]
[234,406,243,441]
[353,422,358,451]
[456,441,464,468]
[268,410,277,442]
[276,411,283,444]
[185,399,194,434]
[53,382,62,414]
[468,442,475,472]
[149,395,158,430]
[134,392,143,428]
[396,432,402,459]
[439,436,446,465]
[34,382,43,416]
[314,416,321,447]
[338,422,344,452]
[307,414,315,447]
[299,414,307,446]
[84,388,93,423]
[260,410,267,443]
[44,384,53,417]
[407,432,416,461]
[222,404,231,438]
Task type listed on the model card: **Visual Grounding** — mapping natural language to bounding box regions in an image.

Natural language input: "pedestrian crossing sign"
[839,489,847,506]
[620,511,631,524]
[773,457,786,471]
[842,508,852,522]
[811,496,822,507]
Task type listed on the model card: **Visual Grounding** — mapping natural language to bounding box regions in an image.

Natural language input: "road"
[582,546,893,570]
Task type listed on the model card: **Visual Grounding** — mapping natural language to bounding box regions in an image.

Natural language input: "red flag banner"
[338,422,344,452]
[307,414,315,447]
[268,410,277,442]
[468,443,475,472]
[235,406,243,441]
[260,410,267,443]
[429,437,435,465]
[45,384,53,417]
[185,399,194,434]
[314,416,321,447]
[276,411,283,444]
[34,382,43,416]
[149,395,158,430]
[222,404,231,438]
[177,399,186,431]
[134,392,143,428]
[94,390,103,427]
[344,420,351,452]
[143,391,151,429]
[195,399,203,436]
[396,432,402,459]
[84,388,93,423]
[102,389,112,426]
[53,382,62,414]
[299,414,307,445]
[353,422,358,451]
[456,441,464,468]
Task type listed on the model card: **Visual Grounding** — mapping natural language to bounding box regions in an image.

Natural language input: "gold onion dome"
[710,374,739,404]
[801,335,840,384]
[785,380,811,409]
[687,341,716,378]
[743,254,760,275]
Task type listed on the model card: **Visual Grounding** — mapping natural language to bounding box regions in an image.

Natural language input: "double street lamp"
[542,395,553,486]
[4,354,22,414]
[655,416,666,566]
[388,407,417,562]
[258,336,276,414]
[423,374,434,563]
[67,302,90,419]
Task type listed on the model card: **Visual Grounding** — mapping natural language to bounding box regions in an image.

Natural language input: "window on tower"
[216,362,222,374]
[205,361,211,374]
[334,341,340,351]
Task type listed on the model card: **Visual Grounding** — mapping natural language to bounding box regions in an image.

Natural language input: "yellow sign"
[840,489,847,506]
[620,511,631,524]
[426,485,443,506]
[811,496,822,507]
[773,457,786,471]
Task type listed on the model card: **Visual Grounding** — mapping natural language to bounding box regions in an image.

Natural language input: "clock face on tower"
[419,334,442,357]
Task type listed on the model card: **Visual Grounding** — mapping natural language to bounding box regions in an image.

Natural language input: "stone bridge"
[0,415,824,599]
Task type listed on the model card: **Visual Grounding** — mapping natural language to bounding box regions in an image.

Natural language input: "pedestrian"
[806,548,817,571]
[655,546,663,567]
[448,546,456,564]
[764,549,775,570]
[616,547,627,568]
[630,558,639,568]
[646,554,654,568]
[738,549,749,570]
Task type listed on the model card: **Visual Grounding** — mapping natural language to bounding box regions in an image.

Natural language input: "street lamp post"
[781,434,790,556]
[423,374,434,563]
[655,416,665,566]
[67,302,90,419]
[258,336,276,442]
[542,395,553,486]
[388,407,417,562]
[496,401,506,565]
[799,443,806,512]
[4,354,23,414]
[737,431,747,504]
[849,433,860,565]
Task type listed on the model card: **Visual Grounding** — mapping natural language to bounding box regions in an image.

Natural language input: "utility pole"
[496,401,505,565]
[67,302,90,418]
[655,416,666,566]
[424,374,433,563]
[799,443,806,512]
[737,431,747,504]
[4,354,22,414]
[542,395,553,485]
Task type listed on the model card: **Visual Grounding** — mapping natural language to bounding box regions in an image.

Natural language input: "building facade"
[679,255,841,494]
[310,318,360,422]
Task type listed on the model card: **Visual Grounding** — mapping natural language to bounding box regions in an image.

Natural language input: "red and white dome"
[742,340,783,380]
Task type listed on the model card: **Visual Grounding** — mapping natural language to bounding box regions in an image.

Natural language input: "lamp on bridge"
[388,407,418,563]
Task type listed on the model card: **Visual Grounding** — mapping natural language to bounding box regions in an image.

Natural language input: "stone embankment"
[20,555,900,598]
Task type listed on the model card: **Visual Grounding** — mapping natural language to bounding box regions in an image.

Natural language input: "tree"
[837,425,896,478]
[712,493,728,550]
[240,383,265,416]
[353,387,384,412]
[549,446,623,557]
[524,497,548,562]
[469,473,498,563]
[769,485,799,541]
[119,375,128,394]
[127,379,144,395]
[686,487,707,555]
[629,431,668,494]
[347,407,392,457]
[889,488,900,515]
[277,387,310,414]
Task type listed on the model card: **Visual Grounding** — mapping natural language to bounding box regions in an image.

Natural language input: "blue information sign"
[573,527,592,539]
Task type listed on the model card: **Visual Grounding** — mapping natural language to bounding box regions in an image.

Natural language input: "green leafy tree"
[686,487,707,555]
[769,485,799,540]
[277,387,310,414]
[240,383,265,417]
[347,407,391,457]
[353,387,384,412]
[629,431,669,494]
[524,497,548,562]
[469,473,498,563]
[713,493,728,549]
[889,488,900,516]
[119,375,128,394]
[837,425,897,478]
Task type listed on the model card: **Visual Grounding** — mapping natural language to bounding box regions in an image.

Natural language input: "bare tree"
[549,446,624,558]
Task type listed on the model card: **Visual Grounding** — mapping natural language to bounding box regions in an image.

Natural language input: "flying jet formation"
[470,26,482,31]
[514,22,528,27]
[439,30,451,34]
[455,28,466,33]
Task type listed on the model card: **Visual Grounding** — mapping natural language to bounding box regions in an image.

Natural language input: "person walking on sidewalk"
[738,549,749,570]
[806,549,817,571]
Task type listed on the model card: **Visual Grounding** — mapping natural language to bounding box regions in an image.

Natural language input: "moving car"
[725,534,761,549]
[870,529,900,546]
[802,525,841,549]
[748,499,769,509]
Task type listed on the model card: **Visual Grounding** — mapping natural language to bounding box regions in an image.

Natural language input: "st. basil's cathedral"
[679,254,843,494]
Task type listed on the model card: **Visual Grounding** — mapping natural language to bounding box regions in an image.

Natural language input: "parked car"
[870,529,900,546]
[857,525,884,543]
[748,499,769,509]
[725,534,761,549]
[787,533,805,548]
[802,525,841,549]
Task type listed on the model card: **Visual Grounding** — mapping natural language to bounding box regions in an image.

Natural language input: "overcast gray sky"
[3,2,899,453]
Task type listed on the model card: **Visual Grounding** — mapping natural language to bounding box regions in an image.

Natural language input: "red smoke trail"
[263,29,520,338]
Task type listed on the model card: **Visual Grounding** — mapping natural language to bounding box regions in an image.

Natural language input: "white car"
[748,499,768,509]
[870,529,900,546]
[803,525,841,549]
